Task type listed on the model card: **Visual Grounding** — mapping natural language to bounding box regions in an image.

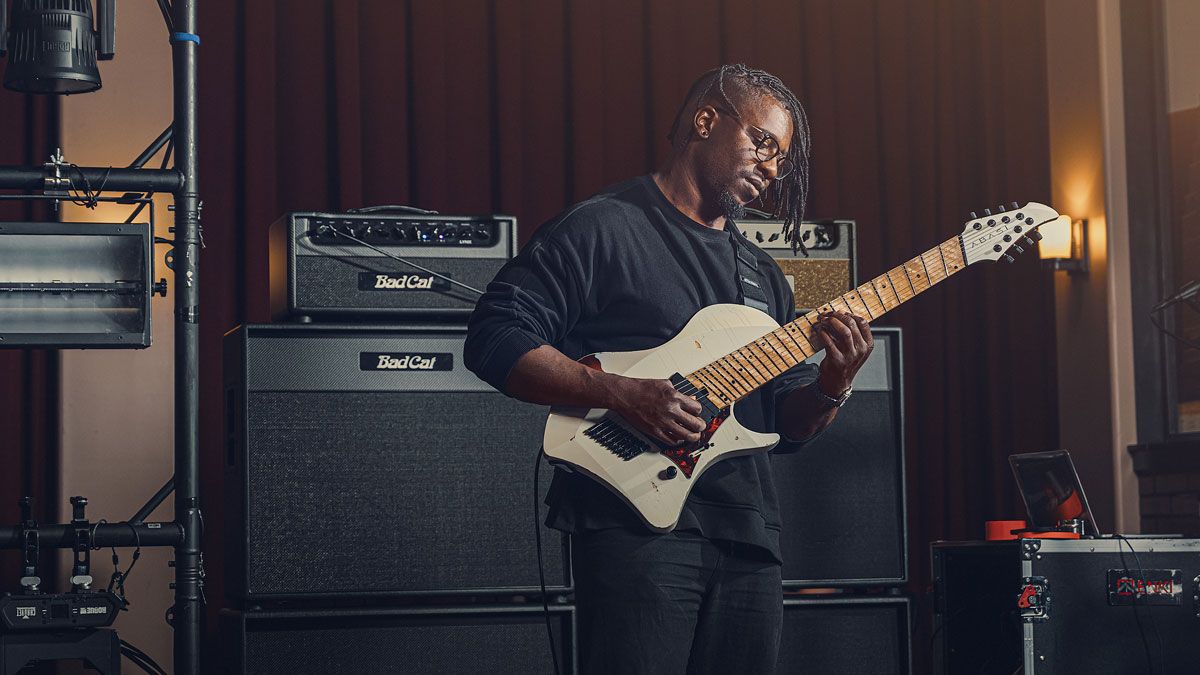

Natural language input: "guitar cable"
[533,450,562,675]
[1114,534,1164,675]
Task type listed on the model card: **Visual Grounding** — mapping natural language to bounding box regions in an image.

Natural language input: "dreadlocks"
[667,64,812,254]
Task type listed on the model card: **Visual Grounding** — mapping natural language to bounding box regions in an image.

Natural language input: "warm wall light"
[1039,214,1088,274]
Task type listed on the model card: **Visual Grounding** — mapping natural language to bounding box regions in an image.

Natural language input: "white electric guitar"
[542,202,1060,532]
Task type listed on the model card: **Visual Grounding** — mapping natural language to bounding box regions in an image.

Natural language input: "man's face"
[696,95,793,217]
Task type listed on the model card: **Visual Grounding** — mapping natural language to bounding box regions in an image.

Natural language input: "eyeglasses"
[714,106,793,179]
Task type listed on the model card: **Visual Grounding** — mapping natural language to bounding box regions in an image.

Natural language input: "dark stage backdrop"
[0,91,59,592]
[188,0,1059,669]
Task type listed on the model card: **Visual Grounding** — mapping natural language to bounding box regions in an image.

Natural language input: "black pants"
[571,527,783,675]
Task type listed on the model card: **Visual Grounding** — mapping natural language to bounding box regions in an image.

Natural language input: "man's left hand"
[814,311,873,395]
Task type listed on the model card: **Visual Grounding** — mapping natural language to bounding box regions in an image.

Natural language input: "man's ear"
[693,105,718,140]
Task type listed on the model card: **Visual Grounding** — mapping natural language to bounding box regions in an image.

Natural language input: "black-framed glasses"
[713,106,793,179]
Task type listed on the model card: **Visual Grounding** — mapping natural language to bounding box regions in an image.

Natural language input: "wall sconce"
[1039,214,1088,274]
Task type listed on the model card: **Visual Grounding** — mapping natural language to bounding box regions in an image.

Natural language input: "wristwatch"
[812,382,853,409]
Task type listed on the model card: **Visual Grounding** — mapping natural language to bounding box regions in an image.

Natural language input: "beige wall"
[58,0,176,669]
[1044,0,1138,532]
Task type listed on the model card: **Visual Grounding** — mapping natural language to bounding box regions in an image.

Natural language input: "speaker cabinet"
[223,324,569,601]
[779,596,912,674]
[220,605,576,675]
[775,326,906,587]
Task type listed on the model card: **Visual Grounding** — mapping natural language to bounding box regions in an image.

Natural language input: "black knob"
[988,219,996,226]
[1003,234,1012,242]
[658,466,678,480]
[1014,224,1023,233]
[1002,216,1011,223]
[973,222,982,230]
[993,244,1002,253]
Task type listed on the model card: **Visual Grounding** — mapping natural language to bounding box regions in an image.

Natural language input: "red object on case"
[985,520,1027,541]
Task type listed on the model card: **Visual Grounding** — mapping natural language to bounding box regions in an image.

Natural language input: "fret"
[778,324,807,355]
[922,248,947,284]
[830,297,854,315]
[903,257,931,293]
[842,290,874,320]
[707,361,750,396]
[685,373,720,405]
[902,261,916,295]
[745,341,784,377]
[916,251,935,284]
[729,349,769,385]
[769,328,805,363]
[861,282,887,316]
[692,371,732,405]
[932,245,951,279]
[762,332,800,369]
[941,238,966,275]
[874,275,901,309]
[782,323,815,355]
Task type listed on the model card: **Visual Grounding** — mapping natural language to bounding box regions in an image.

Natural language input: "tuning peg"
[983,208,992,216]
[1023,236,1035,246]
[1011,201,1019,210]
[1002,254,1015,263]
[1012,244,1025,254]
[970,211,978,220]
[997,204,1007,213]
[1029,230,1043,241]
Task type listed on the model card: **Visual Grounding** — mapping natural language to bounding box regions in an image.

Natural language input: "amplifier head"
[734,219,857,312]
[269,212,517,321]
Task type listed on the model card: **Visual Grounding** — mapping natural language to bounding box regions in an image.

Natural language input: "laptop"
[1009,450,1101,536]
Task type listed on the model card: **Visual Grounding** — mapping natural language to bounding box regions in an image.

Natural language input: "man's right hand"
[610,377,707,446]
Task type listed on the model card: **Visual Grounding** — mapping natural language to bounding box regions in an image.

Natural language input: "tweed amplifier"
[223,323,568,601]
[269,211,516,321]
[735,219,856,312]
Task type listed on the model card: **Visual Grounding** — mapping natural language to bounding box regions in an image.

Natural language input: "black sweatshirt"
[464,175,819,562]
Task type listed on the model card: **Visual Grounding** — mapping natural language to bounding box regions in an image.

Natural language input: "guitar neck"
[684,235,968,406]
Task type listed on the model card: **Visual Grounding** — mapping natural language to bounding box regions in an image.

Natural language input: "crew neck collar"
[641,174,732,240]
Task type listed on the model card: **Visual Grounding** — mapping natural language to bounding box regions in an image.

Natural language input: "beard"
[717,188,746,220]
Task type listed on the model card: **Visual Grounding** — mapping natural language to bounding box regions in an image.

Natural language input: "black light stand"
[0,1,203,673]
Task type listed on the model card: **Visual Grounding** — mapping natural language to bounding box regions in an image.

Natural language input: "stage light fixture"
[0,0,115,95]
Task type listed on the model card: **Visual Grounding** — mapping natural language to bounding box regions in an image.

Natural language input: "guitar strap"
[730,225,771,314]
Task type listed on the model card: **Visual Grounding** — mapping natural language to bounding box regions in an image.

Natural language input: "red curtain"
[0,89,59,592]
[197,0,1058,667]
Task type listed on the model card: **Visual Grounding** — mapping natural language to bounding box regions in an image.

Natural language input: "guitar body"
[542,303,782,533]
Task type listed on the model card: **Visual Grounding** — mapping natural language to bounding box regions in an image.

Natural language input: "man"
[464,64,873,674]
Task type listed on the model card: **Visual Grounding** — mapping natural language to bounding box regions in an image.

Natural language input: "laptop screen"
[1009,450,1099,535]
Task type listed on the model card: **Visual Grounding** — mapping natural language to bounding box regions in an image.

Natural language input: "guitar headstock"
[960,202,1060,265]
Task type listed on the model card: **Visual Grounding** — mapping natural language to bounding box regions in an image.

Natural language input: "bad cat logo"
[358,273,450,291]
[360,352,453,371]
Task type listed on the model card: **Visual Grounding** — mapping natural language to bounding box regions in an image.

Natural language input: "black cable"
[533,450,561,675]
[155,0,174,32]
[1113,535,1160,675]
[315,227,485,297]
[121,639,168,675]
[126,140,174,224]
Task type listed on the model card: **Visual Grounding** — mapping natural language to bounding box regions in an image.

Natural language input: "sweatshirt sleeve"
[464,231,592,394]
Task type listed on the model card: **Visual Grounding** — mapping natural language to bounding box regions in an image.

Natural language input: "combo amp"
[223,323,569,601]
[269,211,516,321]
[735,219,856,312]
[773,326,908,587]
